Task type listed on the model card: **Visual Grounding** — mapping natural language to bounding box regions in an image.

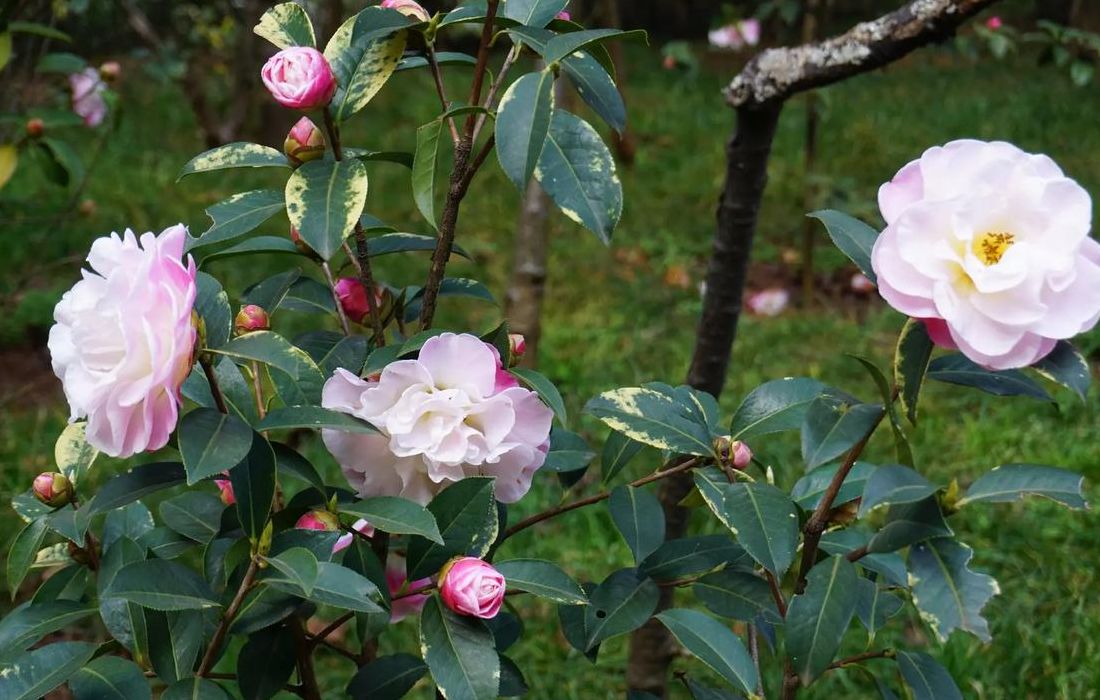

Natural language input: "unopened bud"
[283,117,325,166]
[26,118,45,138]
[234,305,270,335]
[78,199,97,217]
[335,278,391,325]
[507,333,526,366]
[714,436,753,470]
[214,477,235,506]
[381,0,431,22]
[289,226,319,259]
[850,272,876,295]
[295,509,340,532]
[33,472,73,508]
[99,61,121,82]
[555,11,572,21]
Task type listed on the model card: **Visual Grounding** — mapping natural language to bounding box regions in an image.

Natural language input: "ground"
[2,40,1100,699]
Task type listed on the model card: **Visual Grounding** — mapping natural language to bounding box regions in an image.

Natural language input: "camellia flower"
[388,555,432,622]
[381,0,430,22]
[261,47,337,110]
[333,518,375,554]
[321,333,553,504]
[872,139,1100,369]
[439,557,506,619]
[746,288,790,317]
[295,510,340,532]
[708,19,760,50]
[49,225,197,458]
[985,16,1003,30]
[69,68,107,127]
[334,278,388,324]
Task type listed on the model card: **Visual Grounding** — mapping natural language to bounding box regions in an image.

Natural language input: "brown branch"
[321,261,352,335]
[289,616,322,700]
[198,557,260,676]
[201,356,229,415]
[846,545,869,563]
[764,570,788,618]
[427,45,461,145]
[828,649,895,670]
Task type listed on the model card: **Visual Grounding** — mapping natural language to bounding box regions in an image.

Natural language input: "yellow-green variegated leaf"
[285,159,368,260]
[178,143,289,180]
[495,69,555,190]
[0,144,17,190]
[584,387,712,456]
[54,422,98,487]
[254,2,316,49]
[324,8,408,122]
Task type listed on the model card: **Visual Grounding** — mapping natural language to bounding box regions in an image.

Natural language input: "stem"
[749,624,763,698]
[321,261,352,335]
[846,545,869,563]
[464,0,501,136]
[764,570,788,617]
[393,582,435,601]
[200,356,229,415]
[828,649,894,670]
[472,43,521,143]
[310,612,353,649]
[198,557,260,676]
[249,361,267,421]
[289,616,322,700]
[501,458,701,541]
[426,44,461,145]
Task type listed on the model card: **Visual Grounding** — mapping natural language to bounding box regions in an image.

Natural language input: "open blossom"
[440,557,506,619]
[872,139,1100,369]
[261,47,336,110]
[321,333,553,504]
[69,68,107,127]
[381,0,430,22]
[708,19,760,50]
[747,288,789,317]
[388,555,431,622]
[49,225,197,458]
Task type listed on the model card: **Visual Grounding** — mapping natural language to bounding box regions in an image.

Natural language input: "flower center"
[972,231,1015,266]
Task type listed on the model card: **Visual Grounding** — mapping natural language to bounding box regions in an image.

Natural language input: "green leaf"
[0,641,97,700]
[585,387,712,455]
[859,464,938,516]
[0,601,95,660]
[325,8,407,121]
[808,209,879,282]
[909,538,999,642]
[583,568,659,649]
[0,33,9,73]
[254,2,315,48]
[241,269,301,315]
[896,651,963,700]
[275,278,335,316]
[347,653,428,700]
[273,444,327,496]
[958,463,1087,509]
[256,406,378,433]
[342,497,443,543]
[198,236,300,266]
[188,189,285,251]
[70,656,151,700]
[35,52,86,74]
[509,367,567,425]
[178,408,255,485]
[87,463,186,514]
[867,497,953,554]
[600,432,643,484]
[1033,341,1091,400]
[106,559,220,611]
[819,530,907,587]
[693,570,780,623]
[228,432,277,539]
[786,556,860,684]
[7,518,48,597]
[178,142,288,179]
[162,678,233,700]
[683,679,738,700]
[541,28,647,65]
[145,609,203,683]
[655,609,758,694]
[269,561,384,613]
[194,273,233,349]
[139,528,193,560]
[53,422,97,486]
[535,109,622,242]
[0,143,16,190]
[238,627,296,700]
[854,578,904,639]
[38,138,83,187]
[927,354,1052,401]
[411,119,442,229]
[502,0,568,27]
[730,377,828,440]
[557,583,599,662]
[407,478,498,580]
[563,51,626,133]
[420,596,499,700]
[852,355,914,467]
[496,559,587,604]
[217,331,316,378]
[609,485,664,563]
[286,158,369,260]
[496,70,555,190]
[543,428,595,472]
[895,319,934,424]
[97,538,148,658]
[721,482,799,577]
[159,492,223,545]
[366,232,471,259]
[8,21,71,42]
[397,52,477,71]
[639,535,745,581]
[801,397,884,470]
[791,461,876,511]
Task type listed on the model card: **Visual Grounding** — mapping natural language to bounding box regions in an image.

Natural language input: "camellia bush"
[2,2,1098,700]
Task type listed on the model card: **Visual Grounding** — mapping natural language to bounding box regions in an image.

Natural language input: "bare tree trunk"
[799,0,821,307]
[625,1,1003,696]
[505,178,552,369]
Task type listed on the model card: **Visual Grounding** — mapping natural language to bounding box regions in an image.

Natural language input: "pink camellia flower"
[284,117,326,165]
[33,473,73,508]
[321,333,553,504]
[381,0,430,22]
[69,68,107,127]
[439,557,506,619]
[746,288,790,317]
[214,477,235,506]
[507,334,527,364]
[333,518,376,553]
[708,19,760,51]
[985,16,1003,30]
[49,225,197,458]
[872,139,1100,370]
[737,18,761,46]
[556,11,571,21]
[334,277,388,324]
[261,47,337,110]
[388,555,432,622]
[850,272,876,294]
[295,510,340,532]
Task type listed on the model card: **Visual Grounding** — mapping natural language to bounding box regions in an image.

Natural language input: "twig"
[749,623,763,697]
[427,44,461,145]
[289,616,322,700]
[764,570,788,617]
[249,361,267,421]
[846,545,869,563]
[200,356,229,415]
[321,261,352,335]
[828,649,894,670]
[472,43,521,143]
[198,557,260,676]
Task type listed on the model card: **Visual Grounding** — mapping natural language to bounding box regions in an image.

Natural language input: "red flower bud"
[214,477,235,506]
[234,305,270,335]
[295,510,340,531]
[33,472,73,508]
[714,437,753,471]
[25,118,45,138]
[334,278,390,325]
[283,117,326,166]
[507,333,527,366]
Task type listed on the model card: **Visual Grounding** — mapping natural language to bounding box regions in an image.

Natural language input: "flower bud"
[25,118,44,138]
[78,199,97,217]
[985,16,1003,30]
[556,11,572,21]
[234,305,270,335]
[99,61,121,82]
[283,117,326,166]
[381,0,431,22]
[289,226,320,259]
[439,557,506,619]
[335,278,390,325]
[261,47,337,111]
[507,333,526,366]
[33,472,73,508]
[714,436,753,471]
[214,477,235,506]
[295,509,340,532]
[850,272,876,295]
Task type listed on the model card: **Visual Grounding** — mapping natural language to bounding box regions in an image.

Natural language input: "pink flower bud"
[25,118,44,138]
[33,472,73,508]
[334,278,389,324]
[507,333,526,365]
[730,440,753,470]
[850,272,876,294]
[439,557,506,619]
[99,61,121,82]
[284,117,326,165]
[214,477,235,506]
[381,0,431,22]
[556,11,571,21]
[333,518,375,553]
[985,16,1003,30]
[295,510,340,532]
[261,47,337,111]
[663,55,677,70]
[234,305,270,335]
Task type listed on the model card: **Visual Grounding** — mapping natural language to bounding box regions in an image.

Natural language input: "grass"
[3,38,1100,699]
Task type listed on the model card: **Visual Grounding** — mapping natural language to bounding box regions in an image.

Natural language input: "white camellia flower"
[49,225,197,457]
[872,139,1100,369]
[322,333,553,504]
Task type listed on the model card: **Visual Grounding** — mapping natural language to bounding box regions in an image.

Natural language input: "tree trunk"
[799,0,822,307]
[505,178,552,369]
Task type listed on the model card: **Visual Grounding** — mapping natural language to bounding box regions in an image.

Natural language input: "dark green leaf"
[801,397,884,470]
[139,527,194,560]
[254,2,315,48]
[819,530,907,587]
[188,189,285,251]
[0,601,95,660]
[273,444,327,496]
[927,354,1052,401]
[510,368,567,425]
[809,210,878,282]
[106,559,220,611]
[852,355,914,467]
[721,482,799,577]
[895,319,934,424]
[541,28,647,64]
[256,406,378,433]
[496,70,555,190]
[412,119,442,229]
[342,497,443,543]
[655,609,757,694]
[39,138,83,187]
[179,408,255,485]
[198,236,300,266]
[609,485,665,563]
[860,464,938,516]
[502,0,568,27]
[366,232,471,259]
[958,463,1088,509]
[36,52,86,74]
[583,568,659,650]
[238,627,296,700]
[563,51,626,133]
[543,428,595,472]
[909,538,998,642]
[897,651,962,700]
[241,269,301,315]
[495,559,587,604]
[159,492,223,545]
[217,331,317,382]
[640,535,745,581]
[7,518,48,597]
[228,433,276,539]
[791,461,876,510]
[601,432,643,484]
[145,609,203,683]
[854,578,903,639]
[87,463,187,514]
[347,653,428,700]
[262,547,319,597]
[693,570,780,623]
[868,497,953,554]
[70,656,151,700]
[407,478,498,580]
[286,158,369,260]
[162,678,233,700]
[420,596,499,700]
[179,143,288,179]
[730,377,829,440]
[0,641,97,700]
[786,556,860,684]
[1033,341,1091,400]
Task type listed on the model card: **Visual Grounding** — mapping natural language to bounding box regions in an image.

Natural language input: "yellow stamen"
[973,231,1015,266]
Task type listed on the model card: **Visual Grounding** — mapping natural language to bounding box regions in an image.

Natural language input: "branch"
[828,649,895,670]
[426,45,461,146]
[198,557,260,676]
[200,356,229,415]
[726,0,1002,107]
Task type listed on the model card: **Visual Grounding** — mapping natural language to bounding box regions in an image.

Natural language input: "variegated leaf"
[285,159,369,260]
[178,143,289,180]
[325,8,408,121]
[254,2,316,48]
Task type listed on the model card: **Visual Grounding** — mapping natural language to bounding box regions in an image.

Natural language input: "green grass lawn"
[3,41,1100,699]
